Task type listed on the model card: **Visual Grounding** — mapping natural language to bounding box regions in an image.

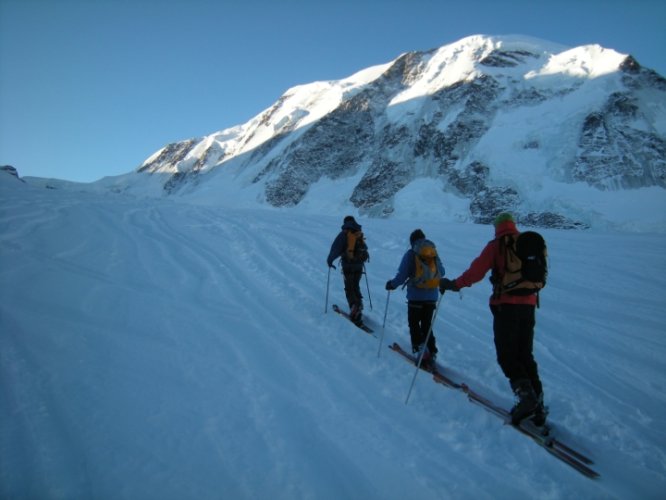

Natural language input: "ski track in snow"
[1,180,666,499]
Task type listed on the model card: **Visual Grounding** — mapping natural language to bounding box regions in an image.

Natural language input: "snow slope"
[1,175,665,499]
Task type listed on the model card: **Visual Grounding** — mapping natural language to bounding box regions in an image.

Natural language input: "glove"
[385,280,396,291]
[327,261,336,270]
[439,278,459,293]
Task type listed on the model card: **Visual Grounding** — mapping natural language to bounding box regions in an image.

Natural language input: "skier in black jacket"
[327,216,369,325]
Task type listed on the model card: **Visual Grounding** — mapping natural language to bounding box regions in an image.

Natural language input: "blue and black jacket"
[387,239,445,301]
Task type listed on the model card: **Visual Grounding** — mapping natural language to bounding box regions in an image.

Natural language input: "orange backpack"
[345,230,369,263]
[411,239,441,288]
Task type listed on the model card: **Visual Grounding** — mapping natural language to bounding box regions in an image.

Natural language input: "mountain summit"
[123,35,665,230]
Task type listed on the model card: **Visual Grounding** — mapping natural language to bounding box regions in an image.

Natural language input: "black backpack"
[495,231,547,301]
[515,231,548,284]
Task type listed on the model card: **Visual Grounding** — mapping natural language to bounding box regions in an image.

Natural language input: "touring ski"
[456,381,599,478]
[331,304,374,334]
[388,342,599,478]
[388,341,449,378]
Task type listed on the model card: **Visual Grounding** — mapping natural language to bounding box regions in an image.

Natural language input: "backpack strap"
[491,236,507,299]
[492,234,524,297]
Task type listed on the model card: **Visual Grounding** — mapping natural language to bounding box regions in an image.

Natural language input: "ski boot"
[414,344,434,371]
[510,379,538,425]
[531,393,548,427]
[350,304,363,326]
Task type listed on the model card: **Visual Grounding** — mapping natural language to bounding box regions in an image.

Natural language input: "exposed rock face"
[134,36,666,229]
[574,91,666,190]
[138,139,199,174]
[260,95,377,206]
[1,165,20,179]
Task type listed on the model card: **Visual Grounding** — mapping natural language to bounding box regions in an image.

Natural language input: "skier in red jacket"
[439,213,546,426]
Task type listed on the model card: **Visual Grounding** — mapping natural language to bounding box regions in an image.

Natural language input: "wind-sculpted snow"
[1,178,666,498]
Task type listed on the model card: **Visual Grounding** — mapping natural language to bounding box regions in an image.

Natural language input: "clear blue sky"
[1,0,664,182]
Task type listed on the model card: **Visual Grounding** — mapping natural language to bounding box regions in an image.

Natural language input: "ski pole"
[377,290,391,358]
[363,264,373,311]
[325,266,331,313]
[405,292,445,404]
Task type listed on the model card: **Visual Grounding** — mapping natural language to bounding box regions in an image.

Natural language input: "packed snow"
[1,171,665,499]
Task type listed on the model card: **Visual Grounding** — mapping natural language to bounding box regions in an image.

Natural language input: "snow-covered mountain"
[88,34,665,232]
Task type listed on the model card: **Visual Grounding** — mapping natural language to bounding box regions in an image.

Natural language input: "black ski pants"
[408,300,438,354]
[491,303,543,396]
[343,269,363,311]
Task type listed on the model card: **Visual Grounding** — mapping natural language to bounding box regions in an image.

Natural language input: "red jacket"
[454,222,538,307]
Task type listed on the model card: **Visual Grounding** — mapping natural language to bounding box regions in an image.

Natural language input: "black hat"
[410,229,425,245]
[343,215,356,223]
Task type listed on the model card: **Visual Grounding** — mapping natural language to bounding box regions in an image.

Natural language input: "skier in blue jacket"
[386,229,445,368]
